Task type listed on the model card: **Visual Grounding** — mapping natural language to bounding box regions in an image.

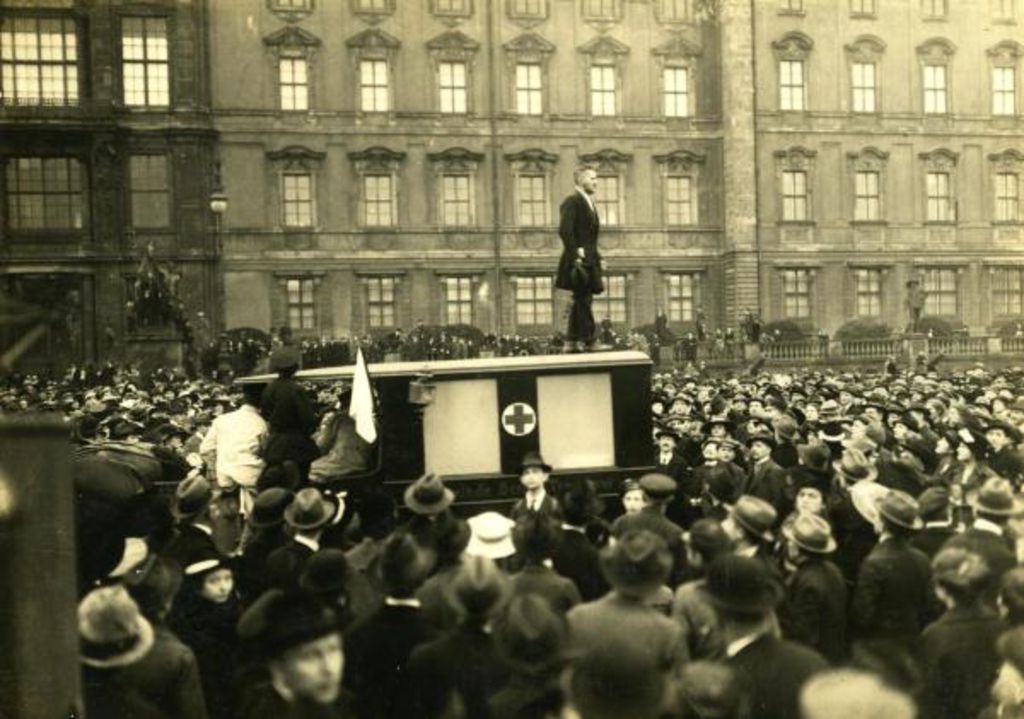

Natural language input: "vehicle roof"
[238,350,652,383]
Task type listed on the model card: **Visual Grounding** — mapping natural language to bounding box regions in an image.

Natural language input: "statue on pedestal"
[905,277,926,334]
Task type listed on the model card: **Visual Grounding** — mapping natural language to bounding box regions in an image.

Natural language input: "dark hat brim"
[283,501,334,531]
[404,484,455,516]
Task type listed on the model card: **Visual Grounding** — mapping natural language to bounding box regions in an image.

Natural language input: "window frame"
[662,64,691,118]
[438,60,468,115]
[589,61,617,117]
[278,51,309,112]
[0,14,81,107]
[441,275,474,325]
[515,61,543,115]
[922,63,948,114]
[281,170,315,228]
[3,155,87,232]
[594,173,622,226]
[993,65,1017,117]
[515,173,548,227]
[995,171,1021,223]
[853,268,883,317]
[359,57,390,113]
[120,15,171,109]
[781,268,812,319]
[129,154,171,229]
[593,273,628,324]
[362,173,396,228]
[851,61,877,113]
[664,272,701,322]
[365,275,398,329]
[440,173,474,227]
[514,275,554,327]
[779,59,806,112]
[992,267,1024,316]
[285,276,318,331]
[921,267,959,316]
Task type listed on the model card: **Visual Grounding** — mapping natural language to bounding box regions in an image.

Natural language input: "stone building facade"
[0,0,220,367]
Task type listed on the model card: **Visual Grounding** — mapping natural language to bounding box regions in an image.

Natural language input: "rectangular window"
[660,0,691,21]
[511,0,545,16]
[851,0,876,14]
[593,274,627,323]
[443,276,473,325]
[922,268,958,315]
[993,268,1024,316]
[663,66,690,117]
[782,269,811,319]
[779,60,805,111]
[922,0,947,18]
[515,276,553,326]
[441,174,472,226]
[517,175,547,226]
[515,62,542,115]
[282,172,314,227]
[0,16,78,106]
[122,17,169,107]
[5,157,84,230]
[993,67,1016,116]
[286,278,316,330]
[665,273,700,322]
[923,64,947,114]
[590,63,616,116]
[854,170,881,221]
[851,62,876,113]
[366,276,397,328]
[130,155,169,228]
[854,269,882,316]
[363,174,394,227]
[279,55,308,111]
[594,175,620,225]
[435,0,468,12]
[996,172,1021,222]
[584,0,617,18]
[666,176,696,226]
[782,0,804,10]
[359,59,388,112]
[356,0,389,9]
[996,0,1016,20]
[781,170,808,222]
[439,61,467,114]
[274,0,312,7]
[926,171,953,222]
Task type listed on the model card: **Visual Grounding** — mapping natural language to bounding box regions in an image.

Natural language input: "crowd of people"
[6,347,1024,718]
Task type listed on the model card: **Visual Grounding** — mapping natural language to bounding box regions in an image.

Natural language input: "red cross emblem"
[501,402,537,436]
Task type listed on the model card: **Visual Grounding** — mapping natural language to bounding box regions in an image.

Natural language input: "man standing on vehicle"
[556,166,606,353]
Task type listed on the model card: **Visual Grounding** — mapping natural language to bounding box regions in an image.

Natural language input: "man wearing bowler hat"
[705,554,826,719]
[236,487,294,601]
[510,451,561,522]
[744,432,788,518]
[161,475,218,570]
[778,514,848,664]
[850,490,932,650]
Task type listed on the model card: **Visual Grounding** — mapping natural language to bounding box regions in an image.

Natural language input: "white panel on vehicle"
[423,378,501,476]
[537,373,614,469]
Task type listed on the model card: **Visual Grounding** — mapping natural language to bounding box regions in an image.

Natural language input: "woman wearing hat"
[168,548,241,719]
[260,345,320,483]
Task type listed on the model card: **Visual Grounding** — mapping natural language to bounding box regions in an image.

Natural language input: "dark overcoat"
[555,191,603,294]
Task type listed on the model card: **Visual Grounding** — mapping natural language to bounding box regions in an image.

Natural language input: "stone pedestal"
[743,342,761,362]
[902,333,929,361]
[125,334,185,371]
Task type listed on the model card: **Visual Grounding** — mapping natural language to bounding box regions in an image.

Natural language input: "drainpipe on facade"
[485,0,503,335]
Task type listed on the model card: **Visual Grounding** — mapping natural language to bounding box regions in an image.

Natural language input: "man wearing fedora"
[850,490,933,651]
[235,589,357,718]
[401,473,457,568]
[236,487,294,601]
[722,495,778,569]
[778,514,848,665]
[265,487,336,593]
[161,475,219,571]
[942,476,1020,608]
[568,530,686,669]
[705,554,827,719]
[510,451,561,522]
[985,420,1024,485]
[744,432,788,518]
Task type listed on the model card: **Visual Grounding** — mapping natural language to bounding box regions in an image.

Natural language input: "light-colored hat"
[466,511,516,559]
[79,585,155,669]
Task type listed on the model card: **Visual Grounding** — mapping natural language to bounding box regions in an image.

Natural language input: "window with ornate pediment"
[654,150,705,226]
[428,148,484,227]
[266,146,325,229]
[653,37,701,119]
[504,33,555,115]
[917,38,955,115]
[351,0,395,24]
[264,27,321,113]
[775,146,816,223]
[578,35,629,117]
[845,36,884,113]
[773,32,813,112]
[847,147,888,223]
[268,0,314,23]
[505,149,557,226]
[426,31,479,115]
[346,28,400,113]
[919,148,958,223]
[348,147,405,228]
[989,41,1021,117]
[579,149,631,225]
[989,149,1024,223]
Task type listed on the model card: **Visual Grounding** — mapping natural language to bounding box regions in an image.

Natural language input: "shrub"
[762,319,804,340]
[915,316,964,337]
[835,319,892,341]
[995,319,1024,338]
[633,323,676,343]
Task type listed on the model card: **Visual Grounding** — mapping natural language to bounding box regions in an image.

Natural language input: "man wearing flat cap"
[612,473,686,580]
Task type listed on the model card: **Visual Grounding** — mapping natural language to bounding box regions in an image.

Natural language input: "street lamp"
[209,170,228,335]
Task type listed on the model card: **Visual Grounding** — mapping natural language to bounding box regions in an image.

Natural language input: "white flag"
[348,348,378,444]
